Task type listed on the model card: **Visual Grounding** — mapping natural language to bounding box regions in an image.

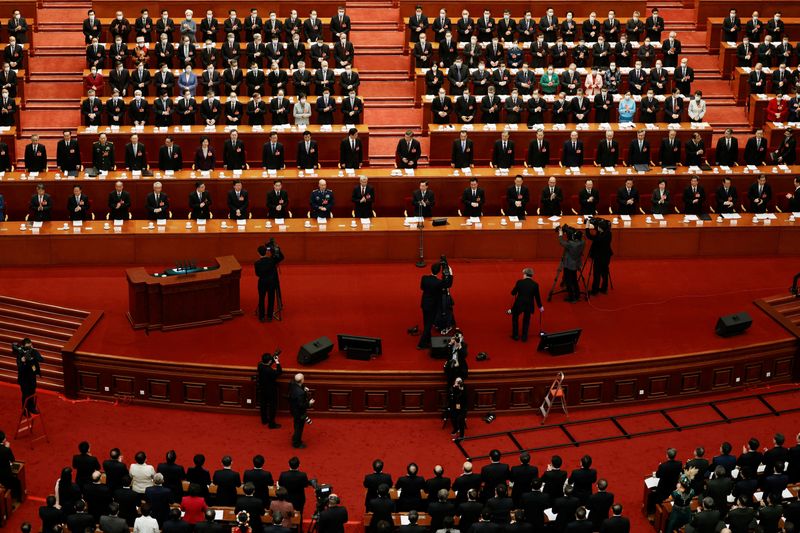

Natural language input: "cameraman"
[257,352,282,429]
[417,260,455,350]
[443,330,468,386]
[585,219,613,295]
[318,494,348,533]
[255,240,284,323]
[288,373,314,449]
[557,225,585,303]
[448,377,467,439]
[15,337,43,414]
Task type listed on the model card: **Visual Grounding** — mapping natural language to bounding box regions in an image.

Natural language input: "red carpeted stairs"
[0,296,95,391]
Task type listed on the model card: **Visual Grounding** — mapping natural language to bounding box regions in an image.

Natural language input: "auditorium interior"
[0,0,800,532]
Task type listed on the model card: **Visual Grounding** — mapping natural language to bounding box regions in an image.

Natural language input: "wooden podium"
[126,255,243,331]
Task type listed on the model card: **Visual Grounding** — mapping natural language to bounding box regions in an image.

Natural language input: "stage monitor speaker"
[432,218,448,226]
[715,312,752,337]
[430,336,450,358]
[537,329,582,355]
[297,336,334,365]
[337,334,382,360]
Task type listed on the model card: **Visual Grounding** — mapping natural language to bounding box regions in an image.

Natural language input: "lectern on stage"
[126,255,243,331]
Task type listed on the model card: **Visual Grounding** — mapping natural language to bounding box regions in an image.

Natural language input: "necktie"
[461,141,465,151]
[693,187,696,193]
[408,141,412,151]
[502,141,506,151]
[351,139,355,150]
[473,189,476,197]
[272,143,276,153]
[639,141,643,150]
[168,147,171,158]
[727,138,730,148]
[305,141,310,152]
[538,140,542,150]
[517,187,520,195]
[572,142,576,150]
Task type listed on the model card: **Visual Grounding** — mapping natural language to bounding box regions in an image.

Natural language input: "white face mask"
[116,15,123,20]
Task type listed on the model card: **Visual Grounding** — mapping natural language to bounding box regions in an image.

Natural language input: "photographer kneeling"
[255,239,284,323]
[557,224,585,303]
[585,218,613,295]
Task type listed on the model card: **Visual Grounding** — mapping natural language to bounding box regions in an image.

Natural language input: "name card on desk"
[157,219,167,225]
[360,218,371,226]
[233,169,243,176]
[317,217,328,225]
[31,221,43,228]
[165,170,174,176]
[114,219,124,226]
[73,220,83,227]
[237,219,247,227]
[653,214,664,220]
[132,170,142,177]
[196,219,207,226]
[275,219,285,225]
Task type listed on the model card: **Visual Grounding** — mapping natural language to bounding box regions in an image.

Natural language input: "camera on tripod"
[265,238,279,253]
[310,480,332,519]
[556,224,583,240]
[588,217,611,232]
[439,254,451,277]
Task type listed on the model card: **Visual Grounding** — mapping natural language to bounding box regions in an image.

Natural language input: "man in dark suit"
[212,456,241,507]
[452,463,482,504]
[586,218,613,294]
[318,494,348,533]
[158,137,183,171]
[508,453,537,508]
[715,177,738,214]
[125,133,147,171]
[81,89,102,126]
[278,456,311,511]
[506,176,529,219]
[66,500,95,533]
[562,131,584,167]
[683,176,705,215]
[223,130,247,170]
[24,134,47,172]
[234,483,265,533]
[600,504,630,533]
[57,131,82,174]
[227,180,249,220]
[570,90,590,123]
[747,175,772,213]
[83,470,112,523]
[352,176,375,218]
[339,128,363,169]
[685,497,723,533]
[40,495,64,533]
[315,88,336,125]
[663,89,683,123]
[266,180,289,219]
[254,240,284,323]
[480,450,510,502]
[244,455,274,504]
[108,181,131,220]
[771,128,796,165]
[145,474,173,526]
[649,448,683,514]
[100,448,127,495]
[367,484,395,532]
[743,129,768,165]
[189,181,212,219]
[595,130,619,167]
[587,480,614,531]
[146,181,169,221]
[640,89,660,122]
[460,178,484,217]
[262,132,285,170]
[527,130,549,168]
[417,261,449,349]
[297,131,318,170]
[616,179,639,216]
[715,129,739,166]
[156,450,185,501]
[520,479,549,532]
[658,130,682,167]
[412,180,435,218]
[396,130,421,168]
[552,484,580,532]
[491,131,515,169]
[66,185,90,221]
[540,176,563,216]
[510,268,543,342]
[363,460,393,511]
[431,88,452,124]
[28,184,52,221]
[578,180,600,215]
[568,455,598,505]
[71,441,101,488]
[451,130,473,168]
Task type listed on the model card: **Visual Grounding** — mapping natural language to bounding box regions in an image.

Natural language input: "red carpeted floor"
[3,383,800,533]
[0,257,794,371]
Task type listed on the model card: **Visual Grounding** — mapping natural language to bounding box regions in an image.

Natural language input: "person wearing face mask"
[340,64,360,94]
[57,131,83,175]
[246,92,267,126]
[425,63,444,95]
[284,10,302,41]
[551,38,568,68]
[83,65,104,93]
[618,91,636,123]
[180,10,197,43]
[638,37,655,67]
[222,32,241,66]
[330,6,351,40]
[604,63,621,94]
[626,11,644,42]
[529,35,546,68]
[539,67,559,96]
[110,36,128,67]
[310,35,331,69]
[109,11,131,42]
[583,12,600,40]
[292,93,311,126]
[81,88,101,126]
[156,10,175,42]
[132,37,148,67]
[767,11,784,41]
[772,63,795,96]
[177,36,195,67]
[267,62,287,96]
[153,64,175,95]
[471,61,490,95]
[334,35,354,69]
[177,65,197,96]
[615,36,633,68]
[199,11,218,43]
[270,89,291,125]
[176,88,196,125]
[287,34,305,68]
[538,8,558,43]
[246,62,265,95]
[341,89,363,124]
[247,33,266,68]
[224,92,243,125]
[201,64,221,93]
[85,37,105,69]
[687,90,706,123]
[131,64,151,96]
[244,8,263,42]
[409,5,429,43]
[265,35,284,65]
[153,34,174,67]
[222,59,243,94]
[154,91,174,127]
[135,9,154,42]
[108,62,129,97]
[304,10,323,42]
[129,90,149,125]
[224,10,242,42]
[506,41,523,69]
[675,58,694,96]
[82,9,101,44]
[603,10,620,43]
[413,33,432,68]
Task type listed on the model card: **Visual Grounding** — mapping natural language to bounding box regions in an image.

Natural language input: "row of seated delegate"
[8,172,795,223]
[730,38,797,68]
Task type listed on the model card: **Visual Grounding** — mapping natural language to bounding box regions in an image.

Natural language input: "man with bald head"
[288,373,314,448]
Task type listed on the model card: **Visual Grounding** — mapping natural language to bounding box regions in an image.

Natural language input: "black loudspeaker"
[432,218,448,226]
[715,312,753,338]
[297,336,334,365]
[430,336,450,359]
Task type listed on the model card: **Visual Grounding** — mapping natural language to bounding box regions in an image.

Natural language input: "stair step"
[0,296,89,321]
[0,367,63,390]
[0,317,75,339]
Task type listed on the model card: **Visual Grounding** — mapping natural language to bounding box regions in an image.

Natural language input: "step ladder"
[539,372,568,424]
[14,395,49,445]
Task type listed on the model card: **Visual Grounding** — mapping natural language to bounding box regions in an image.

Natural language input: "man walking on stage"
[510,268,544,342]
[288,373,314,449]
[254,240,284,322]
[257,352,282,429]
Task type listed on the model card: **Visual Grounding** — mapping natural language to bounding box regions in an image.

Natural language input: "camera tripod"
[273,282,284,321]
[584,257,614,294]
[547,249,590,302]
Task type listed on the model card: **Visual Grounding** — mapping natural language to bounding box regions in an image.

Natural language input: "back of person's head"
[189,483,202,497]
[288,456,300,469]
[512,510,524,523]
[166,450,177,464]
[135,451,146,465]
[221,455,232,467]
[78,441,90,454]
[597,479,608,491]
[243,482,255,496]
[169,508,182,521]
[373,459,384,473]
[715,465,726,478]
[204,509,216,522]
[438,488,449,502]
[519,452,530,465]
[121,475,132,487]
[253,455,265,468]
[194,454,205,467]
[481,509,492,521]
[495,484,507,498]
[276,487,288,500]
[551,455,562,468]
[434,465,444,477]
[407,462,418,475]
[775,462,785,474]
[748,438,760,451]
[721,442,732,454]
[702,497,714,510]
[153,473,164,486]
[695,447,705,458]
[46,495,56,507]
[110,448,121,460]
[108,502,120,516]
[75,500,86,512]
[377,484,389,497]
[140,503,152,517]
[575,507,587,520]
[442,516,455,530]
[563,484,574,496]
[92,471,102,483]
[272,511,282,525]
[775,433,785,446]
[376,520,392,533]
[666,448,677,460]
[531,479,542,491]
[431,263,441,275]
[580,455,592,468]
[20,523,31,533]
[489,449,501,462]
[611,504,623,516]
[463,462,473,473]
[407,510,419,525]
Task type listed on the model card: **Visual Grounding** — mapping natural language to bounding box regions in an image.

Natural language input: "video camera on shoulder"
[588,217,611,232]
[439,254,451,277]
[556,224,583,241]
[265,238,279,253]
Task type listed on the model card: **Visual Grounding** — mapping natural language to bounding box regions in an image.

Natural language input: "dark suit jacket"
[363,472,393,509]
[339,138,363,168]
[527,139,549,167]
[234,495,265,533]
[461,186,485,216]
[616,186,639,215]
[561,140,584,167]
[158,145,183,171]
[506,184,529,218]
[396,138,421,168]
[189,191,212,219]
[297,140,319,169]
[67,193,91,221]
[600,515,630,533]
[659,137,682,166]
[352,184,375,218]
[107,190,131,220]
[451,139,474,167]
[57,140,82,172]
[227,189,249,219]
[145,485,173,525]
[223,140,246,170]
[479,462,510,500]
[124,143,147,170]
[318,506,348,533]
[212,469,241,507]
[262,141,285,169]
[194,147,216,170]
[492,140,515,168]
[266,190,289,218]
[511,278,542,312]
[278,469,310,512]
[411,189,435,217]
[539,185,563,216]
[367,497,394,529]
[747,182,772,212]
[628,139,651,165]
[714,137,739,166]
[743,137,767,165]
[683,185,705,214]
[587,491,614,529]
[243,468,274,505]
[145,192,169,220]
[24,143,47,172]
[596,139,620,166]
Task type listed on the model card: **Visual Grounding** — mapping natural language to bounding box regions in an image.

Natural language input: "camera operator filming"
[14,337,43,414]
[288,373,314,449]
[257,350,283,429]
[556,224,586,303]
[255,239,284,322]
[443,330,468,386]
[417,256,455,350]
[585,218,613,295]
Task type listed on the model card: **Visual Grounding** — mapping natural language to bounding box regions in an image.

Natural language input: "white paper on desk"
[214,510,224,520]
[757,464,767,474]
[73,220,83,227]
[754,491,764,501]
[236,219,246,226]
[196,219,207,226]
[722,213,741,219]
[508,216,520,222]
[719,166,731,172]
[783,488,794,499]
[317,217,328,225]
[275,218,285,225]
[461,167,471,174]
[688,166,701,173]
[304,169,316,175]
[404,168,415,176]
[773,121,785,128]
[31,221,43,228]
[404,217,422,225]
[779,164,790,171]
[747,165,759,171]
[544,509,557,521]
[727,494,735,503]
[731,468,740,479]
[345,168,355,175]
[28,172,39,178]
[131,170,142,177]
[200,170,210,178]
[604,167,616,173]
[157,218,167,225]
[653,214,664,220]
[360,218,371,226]
[165,170,174,176]
[233,169,243,176]
[400,516,410,526]
[468,216,481,223]
[570,167,581,173]
[620,215,632,221]
[113,219,124,226]
[683,214,699,221]
[267,169,277,176]
[644,476,659,489]
[756,213,777,220]
[548,216,561,222]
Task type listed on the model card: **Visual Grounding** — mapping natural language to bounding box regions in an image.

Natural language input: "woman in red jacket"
[180,483,208,524]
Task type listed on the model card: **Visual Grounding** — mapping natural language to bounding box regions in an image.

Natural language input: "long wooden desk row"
[75,125,369,167]
[747,93,795,128]
[718,41,798,79]
[730,66,797,105]
[764,121,800,147]
[706,16,800,51]
[696,1,800,30]
[2,167,795,220]
[413,67,677,105]
[2,214,798,265]
[427,122,713,165]
[397,1,648,20]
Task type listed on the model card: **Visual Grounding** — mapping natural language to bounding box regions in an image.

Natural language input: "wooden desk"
[428,123,713,166]
[2,214,798,266]
[398,1,646,19]
[363,512,456,527]
[126,254,242,330]
[764,121,800,147]
[747,93,786,128]
[76,125,369,168]
[706,17,800,51]
[719,42,798,79]
[4,166,795,221]
[696,1,800,30]
[731,66,779,105]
